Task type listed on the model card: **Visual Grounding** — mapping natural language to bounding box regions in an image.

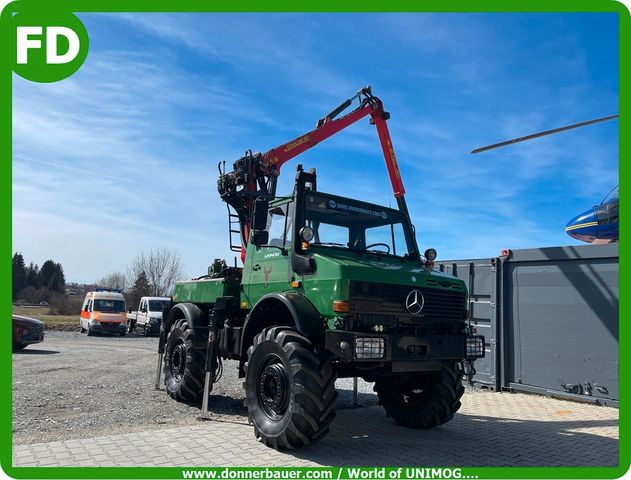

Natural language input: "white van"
[80,290,127,336]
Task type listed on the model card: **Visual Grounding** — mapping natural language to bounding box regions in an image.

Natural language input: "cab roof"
[85,291,125,299]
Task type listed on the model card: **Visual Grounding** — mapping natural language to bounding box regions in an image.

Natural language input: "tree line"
[12,253,66,301]
[97,247,184,309]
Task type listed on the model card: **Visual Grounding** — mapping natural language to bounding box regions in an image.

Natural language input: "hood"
[13,315,44,327]
[311,247,461,288]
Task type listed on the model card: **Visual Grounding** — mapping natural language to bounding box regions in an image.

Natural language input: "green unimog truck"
[156,88,484,450]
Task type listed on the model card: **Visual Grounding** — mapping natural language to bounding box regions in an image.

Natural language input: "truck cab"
[128,297,171,336]
[241,169,477,377]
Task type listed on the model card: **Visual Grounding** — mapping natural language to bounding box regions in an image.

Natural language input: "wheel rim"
[257,354,290,420]
[170,341,186,382]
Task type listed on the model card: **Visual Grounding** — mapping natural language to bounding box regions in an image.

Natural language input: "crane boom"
[217,86,410,262]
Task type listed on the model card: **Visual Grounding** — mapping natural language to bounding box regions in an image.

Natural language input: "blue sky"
[12,13,618,284]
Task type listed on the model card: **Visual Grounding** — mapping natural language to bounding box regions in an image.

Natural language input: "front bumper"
[15,328,45,345]
[325,330,484,371]
[145,320,161,335]
[91,322,127,334]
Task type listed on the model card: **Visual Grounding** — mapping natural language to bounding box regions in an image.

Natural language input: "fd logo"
[17,27,80,64]
[11,10,89,83]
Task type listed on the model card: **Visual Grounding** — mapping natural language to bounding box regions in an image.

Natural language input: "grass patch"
[12,306,50,316]
[12,306,79,331]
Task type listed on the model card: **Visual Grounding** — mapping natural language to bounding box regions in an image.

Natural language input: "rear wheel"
[244,327,337,450]
[163,318,206,402]
[374,362,464,428]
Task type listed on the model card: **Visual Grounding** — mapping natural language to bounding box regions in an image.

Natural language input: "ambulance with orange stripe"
[79,289,128,336]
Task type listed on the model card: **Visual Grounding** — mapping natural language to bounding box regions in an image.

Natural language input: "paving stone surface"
[12,390,618,467]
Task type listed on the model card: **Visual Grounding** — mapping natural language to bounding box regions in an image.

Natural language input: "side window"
[267,203,293,247]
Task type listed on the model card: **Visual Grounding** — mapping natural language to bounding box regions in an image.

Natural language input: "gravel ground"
[13,331,378,445]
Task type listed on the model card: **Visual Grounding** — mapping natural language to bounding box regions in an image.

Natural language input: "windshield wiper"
[357,249,405,261]
[364,249,393,256]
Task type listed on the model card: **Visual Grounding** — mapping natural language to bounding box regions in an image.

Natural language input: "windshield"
[94,299,125,313]
[304,192,415,257]
[148,300,169,312]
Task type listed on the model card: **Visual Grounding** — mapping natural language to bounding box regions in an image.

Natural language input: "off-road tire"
[244,327,337,450]
[163,318,206,402]
[374,362,464,428]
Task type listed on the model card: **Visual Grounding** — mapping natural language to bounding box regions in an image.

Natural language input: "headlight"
[299,226,314,243]
[355,337,385,359]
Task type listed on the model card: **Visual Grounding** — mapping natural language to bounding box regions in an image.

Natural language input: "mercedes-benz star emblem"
[405,289,425,315]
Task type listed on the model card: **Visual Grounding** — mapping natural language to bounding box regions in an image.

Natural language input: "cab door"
[243,202,294,307]
[138,299,148,327]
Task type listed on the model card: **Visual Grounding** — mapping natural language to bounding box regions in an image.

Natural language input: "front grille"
[349,281,466,322]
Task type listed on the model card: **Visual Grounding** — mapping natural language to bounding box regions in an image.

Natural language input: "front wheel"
[244,327,337,450]
[163,318,206,402]
[374,362,464,428]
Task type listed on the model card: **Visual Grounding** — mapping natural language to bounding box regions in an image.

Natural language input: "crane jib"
[216,88,411,262]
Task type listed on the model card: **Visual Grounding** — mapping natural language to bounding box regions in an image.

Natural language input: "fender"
[239,292,324,364]
[164,302,208,349]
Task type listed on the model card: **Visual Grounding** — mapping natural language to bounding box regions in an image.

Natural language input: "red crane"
[217,86,412,262]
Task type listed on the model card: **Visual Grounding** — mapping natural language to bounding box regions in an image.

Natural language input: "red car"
[12,315,45,350]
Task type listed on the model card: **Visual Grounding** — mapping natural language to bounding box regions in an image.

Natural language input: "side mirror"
[252,199,269,232]
[251,230,269,247]
[251,199,269,247]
